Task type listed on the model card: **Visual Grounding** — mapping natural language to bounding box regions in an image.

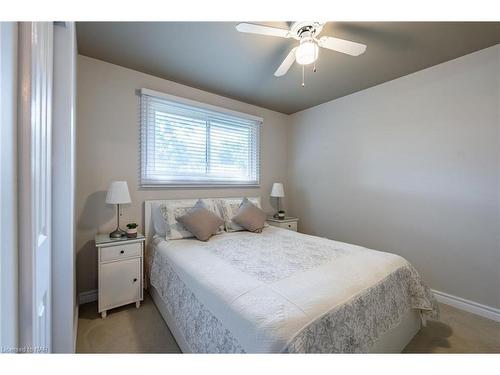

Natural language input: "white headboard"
[144,199,164,250]
[144,197,262,249]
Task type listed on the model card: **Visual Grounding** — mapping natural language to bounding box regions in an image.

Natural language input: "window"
[140,89,261,187]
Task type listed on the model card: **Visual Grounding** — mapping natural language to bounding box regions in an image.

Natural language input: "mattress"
[149,226,438,353]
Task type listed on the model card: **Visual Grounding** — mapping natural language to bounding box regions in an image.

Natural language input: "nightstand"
[95,234,145,318]
[266,217,299,232]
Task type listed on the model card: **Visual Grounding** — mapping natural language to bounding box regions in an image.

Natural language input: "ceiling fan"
[236,22,367,85]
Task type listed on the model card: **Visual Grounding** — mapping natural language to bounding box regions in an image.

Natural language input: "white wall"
[51,22,77,353]
[0,21,18,351]
[76,56,289,294]
[288,45,500,310]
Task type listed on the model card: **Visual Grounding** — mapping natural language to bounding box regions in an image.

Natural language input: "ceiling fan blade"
[236,23,290,38]
[274,47,297,77]
[318,36,367,56]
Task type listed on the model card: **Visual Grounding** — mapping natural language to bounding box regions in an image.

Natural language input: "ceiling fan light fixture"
[236,22,367,81]
[295,37,319,65]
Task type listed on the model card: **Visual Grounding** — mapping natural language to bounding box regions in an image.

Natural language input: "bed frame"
[143,199,421,353]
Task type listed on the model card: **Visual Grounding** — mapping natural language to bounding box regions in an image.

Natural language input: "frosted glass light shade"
[296,39,319,65]
[270,183,285,197]
[106,181,131,204]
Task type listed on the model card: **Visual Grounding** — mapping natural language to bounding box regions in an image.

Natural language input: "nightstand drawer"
[283,221,298,231]
[267,220,298,232]
[100,242,141,262]
[99,258,141,311]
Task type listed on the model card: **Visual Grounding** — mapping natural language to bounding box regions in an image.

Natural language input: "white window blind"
[140,89,261,187]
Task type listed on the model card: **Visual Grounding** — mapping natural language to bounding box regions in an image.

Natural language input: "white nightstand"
[266,217,299,232]
[95,234,145,318]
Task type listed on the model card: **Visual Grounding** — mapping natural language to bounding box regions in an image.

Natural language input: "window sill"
[140,184,261,189]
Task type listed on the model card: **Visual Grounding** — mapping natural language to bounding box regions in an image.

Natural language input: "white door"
[0,22,19,352]
[18,22,53,353]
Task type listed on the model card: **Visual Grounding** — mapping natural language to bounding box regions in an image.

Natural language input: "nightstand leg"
[101,311,107,319]
[136,301,140,309]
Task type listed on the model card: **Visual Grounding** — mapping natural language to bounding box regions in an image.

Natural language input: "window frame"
[139,88,262,188]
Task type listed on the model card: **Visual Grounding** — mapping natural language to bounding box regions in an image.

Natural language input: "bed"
[144,199,438,353]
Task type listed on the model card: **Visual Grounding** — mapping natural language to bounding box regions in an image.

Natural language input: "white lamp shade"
[105,181,131,204]
[270,183,285,197]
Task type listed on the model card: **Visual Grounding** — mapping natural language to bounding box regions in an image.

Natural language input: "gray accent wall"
[288,45,500,309]
[76,56,289,294]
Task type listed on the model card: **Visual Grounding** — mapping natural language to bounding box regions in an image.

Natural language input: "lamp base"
[109,228,127,238]
[273,211,286,220]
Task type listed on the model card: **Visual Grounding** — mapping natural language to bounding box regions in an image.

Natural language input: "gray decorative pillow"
[218,197,264,232]
[176,202,224,241]
[232,199,267,233]
[160,199,224,240]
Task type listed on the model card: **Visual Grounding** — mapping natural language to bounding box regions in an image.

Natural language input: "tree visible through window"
[140,90,261,186]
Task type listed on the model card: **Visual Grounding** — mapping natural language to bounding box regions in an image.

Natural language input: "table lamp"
[271,182,285,219]
[106,181,131,238]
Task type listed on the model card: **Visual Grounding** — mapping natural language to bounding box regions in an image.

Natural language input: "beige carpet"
[77,293,181,353]
[76,293,500,353]
[403,303,500,353]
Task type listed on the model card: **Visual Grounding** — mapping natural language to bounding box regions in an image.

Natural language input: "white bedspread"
[149,226,438,353]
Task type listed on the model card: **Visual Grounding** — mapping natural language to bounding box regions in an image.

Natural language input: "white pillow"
[217,197,265,232]
[151,202,168,237]
[160,199,224,240]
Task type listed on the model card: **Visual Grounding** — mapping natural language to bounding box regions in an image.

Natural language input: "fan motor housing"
[290,22,324,39]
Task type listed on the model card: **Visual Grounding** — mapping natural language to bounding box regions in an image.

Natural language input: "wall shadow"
[77,190,114,231]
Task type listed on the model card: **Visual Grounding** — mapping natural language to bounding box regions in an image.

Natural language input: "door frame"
[51,21,77,353]
[18,21,54,353]
[0,21,19,353]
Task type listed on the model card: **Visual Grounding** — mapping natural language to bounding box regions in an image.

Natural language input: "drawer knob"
[120,250,124,254]
[133,278,137,282]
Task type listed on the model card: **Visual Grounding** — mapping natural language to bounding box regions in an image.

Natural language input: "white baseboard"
[79,289,97,305]
[432,289,500,323]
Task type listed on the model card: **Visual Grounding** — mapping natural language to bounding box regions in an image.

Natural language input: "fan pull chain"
[302,65,305,87]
